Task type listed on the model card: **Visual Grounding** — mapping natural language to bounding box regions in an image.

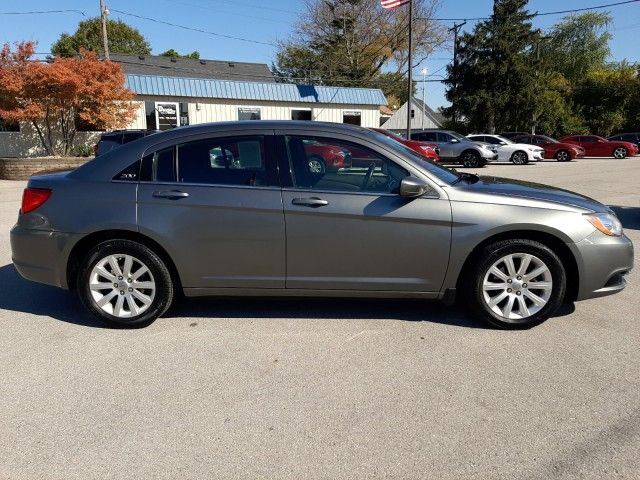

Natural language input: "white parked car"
[467,134,544,165]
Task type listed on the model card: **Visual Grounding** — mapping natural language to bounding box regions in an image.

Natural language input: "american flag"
[381,0,410,9]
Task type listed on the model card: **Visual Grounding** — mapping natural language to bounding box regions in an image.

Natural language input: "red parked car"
[512,134,585,162]
[370,128,440,161]
[559,135,638,159]
[302,139,352,174]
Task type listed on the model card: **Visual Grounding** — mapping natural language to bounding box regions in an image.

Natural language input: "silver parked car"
[11,121,633,329]
[410,129,498,167]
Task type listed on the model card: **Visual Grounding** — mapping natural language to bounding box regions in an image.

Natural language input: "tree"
[159,49,200,59]
[272,0,446,101]
[443,0,541,133]
[573,66,637,136]
[51,18,151,57]
[543,12,612,83]
[0,41,138,156]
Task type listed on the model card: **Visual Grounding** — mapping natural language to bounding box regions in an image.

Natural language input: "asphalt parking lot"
[1,158,638,479]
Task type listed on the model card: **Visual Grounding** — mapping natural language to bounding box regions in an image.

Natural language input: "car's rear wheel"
[554,150,571,162]
[307,155,326,174]
[510,150,529,165]
[77,239,174,328]
[466,239,566,329]
[613,147,628,159]
[461,150,484,168]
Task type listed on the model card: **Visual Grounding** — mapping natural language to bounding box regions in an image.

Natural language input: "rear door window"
[176,136,277,187]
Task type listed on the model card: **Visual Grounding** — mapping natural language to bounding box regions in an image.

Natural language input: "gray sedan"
[10,121,634,329]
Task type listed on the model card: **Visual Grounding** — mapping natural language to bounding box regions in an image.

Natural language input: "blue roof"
[125,74,387,106]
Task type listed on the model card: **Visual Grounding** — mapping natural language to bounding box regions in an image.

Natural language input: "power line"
[0,9,85,16]
[421,0,640,22]
[109,8,277,47]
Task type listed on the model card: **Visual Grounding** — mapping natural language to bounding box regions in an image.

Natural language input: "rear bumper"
[571,232,634,301]
[10,225,75,289]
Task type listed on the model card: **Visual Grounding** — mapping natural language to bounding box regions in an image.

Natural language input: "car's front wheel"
[466,239,566,329]
[461,150,485,168]
[77,239,174,327]
[613,147,628,159]
[307,155,326,174]
[555,150,571,162]
[510,150,529,165]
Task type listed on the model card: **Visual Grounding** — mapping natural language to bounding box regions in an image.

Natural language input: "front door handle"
[152,190,190,200]
[291,197,329,208]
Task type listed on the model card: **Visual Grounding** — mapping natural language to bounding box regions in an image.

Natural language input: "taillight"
[21,188,52,214]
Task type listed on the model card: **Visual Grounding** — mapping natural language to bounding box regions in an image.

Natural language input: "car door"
[435,132,459,160]
[578,136,597,156]
[137,131,286,290]
[276,131,452,292]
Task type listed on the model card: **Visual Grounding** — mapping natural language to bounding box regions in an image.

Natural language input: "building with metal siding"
[124,74,387,132]
[0,56,387,157]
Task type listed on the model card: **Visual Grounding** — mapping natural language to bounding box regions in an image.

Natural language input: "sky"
[2,0,639,108]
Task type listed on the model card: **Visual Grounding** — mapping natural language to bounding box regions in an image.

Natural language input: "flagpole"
[405,0,413,139]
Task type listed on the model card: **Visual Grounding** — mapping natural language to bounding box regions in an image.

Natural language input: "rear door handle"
[291,197,328,208]
[152,190,190,200]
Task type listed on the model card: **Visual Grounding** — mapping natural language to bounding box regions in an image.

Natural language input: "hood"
[554,142,582,150]
[450,175,609,212]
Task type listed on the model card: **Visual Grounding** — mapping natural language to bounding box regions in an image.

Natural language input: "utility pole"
[448,21,466,123]
[405,0,413,139]
[100,0,110,60]
[421,68,427,130]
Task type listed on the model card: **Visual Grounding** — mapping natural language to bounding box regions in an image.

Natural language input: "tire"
[461,150,483,168]
[554,150,571,162]
[464,239,566,329]
[510,150,529,165]
[307,155,326,174]
[613,147,628,159]
[77,239,174,328]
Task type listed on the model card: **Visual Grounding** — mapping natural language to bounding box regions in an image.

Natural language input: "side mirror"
[450,138,460,143]
[400,176,430,198]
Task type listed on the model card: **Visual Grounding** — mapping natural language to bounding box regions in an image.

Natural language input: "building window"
[291,109,312,121]
[342,111,361,126]
[410,109,415,118]
[179,102,189,126]
[238,107,261,121]
[145,101,156,131]
[0,119,20,132]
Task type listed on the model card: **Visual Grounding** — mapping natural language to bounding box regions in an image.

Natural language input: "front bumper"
[10,225,76,289]
[570,231,634,301]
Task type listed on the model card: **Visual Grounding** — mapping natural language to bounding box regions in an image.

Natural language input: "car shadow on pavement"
[0,264,107,328]
[610,206,640,231]
[1,263,576,330]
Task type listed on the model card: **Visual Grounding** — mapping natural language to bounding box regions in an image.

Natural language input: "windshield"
[495,135,514,144]
[539,135,559,144]
[449,131,468,141]
[367,130,461,184]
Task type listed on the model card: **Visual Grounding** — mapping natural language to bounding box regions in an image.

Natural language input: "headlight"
[585,212,623,237]
[420,145,435,152]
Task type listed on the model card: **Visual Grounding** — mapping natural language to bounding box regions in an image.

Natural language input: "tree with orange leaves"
[0,41,137,156]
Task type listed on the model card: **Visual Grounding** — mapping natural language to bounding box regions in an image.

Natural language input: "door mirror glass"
[450,138,460,143]
[400,176,429,198]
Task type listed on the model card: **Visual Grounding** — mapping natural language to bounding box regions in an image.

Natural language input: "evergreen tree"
[444,0,541,133]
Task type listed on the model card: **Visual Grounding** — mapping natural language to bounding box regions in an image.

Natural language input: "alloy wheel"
[556,151,569,162]
[482,253,553,320]
[462,153,480,168]
[512,152,527,165]
[613,147,627,159]
[89,254,156,318]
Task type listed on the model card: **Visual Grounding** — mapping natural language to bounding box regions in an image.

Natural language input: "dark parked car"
[512,134,585,161]
[11,121,633,330]
[608,132,640,150]
[559,135,638,159]
[95,130,158,156]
